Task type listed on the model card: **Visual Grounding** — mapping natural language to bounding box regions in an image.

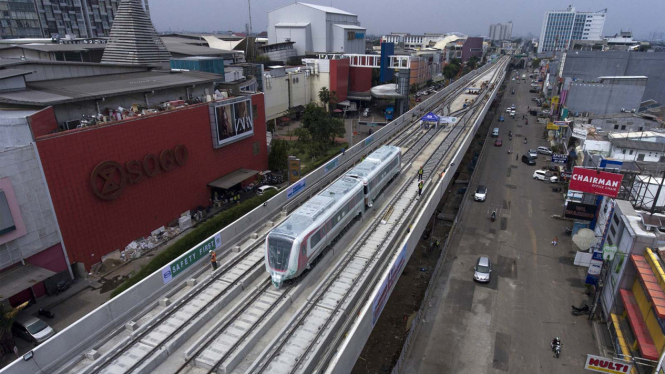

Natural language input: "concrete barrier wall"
[0,65,494,374]
[326,62,506,374]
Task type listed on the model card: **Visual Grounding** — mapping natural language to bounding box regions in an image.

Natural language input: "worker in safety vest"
[418,166,424,181]
[209,250,218,271]
[418,181,424,196]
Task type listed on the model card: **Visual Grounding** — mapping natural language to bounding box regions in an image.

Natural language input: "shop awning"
[0,264,56,300]
[619,289,659,361]
[208,169,259,190]
[631,254,665,318]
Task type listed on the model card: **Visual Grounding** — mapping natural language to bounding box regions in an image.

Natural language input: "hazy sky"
[150,0,665,40]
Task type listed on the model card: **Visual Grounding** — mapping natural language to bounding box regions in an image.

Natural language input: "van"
[492,128,500,137]
[521,155,536,165]
[257,185,278,195]
[12,314,55,345]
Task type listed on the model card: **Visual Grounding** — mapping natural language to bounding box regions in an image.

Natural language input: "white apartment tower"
[538,6,606,53]
[488,22,513,41]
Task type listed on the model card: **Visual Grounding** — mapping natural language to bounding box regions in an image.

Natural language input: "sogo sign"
[569,167,623,198]
[90,145,188,200]
[584,354,632,373]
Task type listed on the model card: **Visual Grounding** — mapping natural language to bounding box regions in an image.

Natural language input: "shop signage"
[561,171,573,179]
[546,122,559,130]
[287,178,306,200]
[564,202,596,221]
[162,233,221,284]
[552,154,568,164]
[603,245,618,261]
[551,96,560,106]
[211,97,254,149]
[90,145,188,200]
[584,354,632,373]
[372,243,407,326]
[569,167,623,198]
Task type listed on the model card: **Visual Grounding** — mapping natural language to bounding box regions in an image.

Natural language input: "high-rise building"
[538,6,606,54]
[0,0,129,39]
[488,22,512,41]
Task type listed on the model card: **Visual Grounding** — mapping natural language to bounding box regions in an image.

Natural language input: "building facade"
[0,0,125,38]
[267,2,365,55]
[538,6,606,53]
[488,22,512,41]
[380,33,447,50]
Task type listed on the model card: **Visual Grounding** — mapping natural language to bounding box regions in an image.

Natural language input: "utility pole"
[247,0,253,36]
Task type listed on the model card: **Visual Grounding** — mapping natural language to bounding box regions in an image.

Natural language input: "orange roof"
[620,289,659,361]
[631,254,665,318]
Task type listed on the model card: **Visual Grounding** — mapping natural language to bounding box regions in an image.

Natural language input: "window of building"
[614,125,619,129]
[610,224,617,237]
[613,213,620,226]
[622,149,626,154]
[637,154,645,161]
[629,150,634,155]
[639,127,644,131]
[621,125,626,130]
[347,31,355,41]
[0,191,16,235]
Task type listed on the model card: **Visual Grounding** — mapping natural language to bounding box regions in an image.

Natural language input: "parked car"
[510,110,516,117]
[492,128,500,137]
[12,314,55,345]
[499,116,504,122]
[537,146,552,155]
[511,104,516,109]
[533,170,558,182]
[415,96,422,102]
[494,138,503,147]
[542,109,550,114]
[530,83,538,87]
[521,155,536,165]
[528,149,538,158]
[473,256,492,283]
[257,185,278,195]
[529,88,539,93]
[506,108,512,113]
[474,185,487,201]
[531,97,539,101]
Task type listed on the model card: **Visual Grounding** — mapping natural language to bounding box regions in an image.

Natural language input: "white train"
[266,146,401,288]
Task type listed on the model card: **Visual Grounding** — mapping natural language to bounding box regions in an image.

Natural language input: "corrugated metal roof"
[0,70,221,106]
[610,138,665,152]
[299,2,355,15]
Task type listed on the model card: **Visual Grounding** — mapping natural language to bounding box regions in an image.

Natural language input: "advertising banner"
[324,157,339,174]
[546,122,559,130]
[569,167,623,198]
[571,128,587,140]
[552,154,568,164]
[372,244,407,325]
[584,354,632,374]
[210,97,254,148]
[162,233,222,284]
[287,178,306,200]
[288,157,301,183]
[564,202,596,221]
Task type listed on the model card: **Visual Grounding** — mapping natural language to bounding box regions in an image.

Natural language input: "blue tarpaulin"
[420,112,439,122]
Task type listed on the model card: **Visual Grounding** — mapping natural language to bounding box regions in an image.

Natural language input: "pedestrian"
[516,153,519,160]
[551,236,558,246]
[341,147,345,155]
[418,180,424,196]
[418,166,424,181]
[209,250,218,271]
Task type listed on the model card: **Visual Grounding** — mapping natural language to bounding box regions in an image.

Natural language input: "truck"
[385,106,394,121]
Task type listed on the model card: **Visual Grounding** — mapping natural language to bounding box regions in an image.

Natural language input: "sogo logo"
[90,145,188,200]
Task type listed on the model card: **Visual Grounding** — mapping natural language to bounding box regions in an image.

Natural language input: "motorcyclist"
[551,337,561,349]
[524,137,527,144]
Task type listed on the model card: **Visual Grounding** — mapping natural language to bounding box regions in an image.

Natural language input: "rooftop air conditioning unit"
[620,108,626,112]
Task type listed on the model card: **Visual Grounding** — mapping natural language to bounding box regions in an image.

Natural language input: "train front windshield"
[267,236,293,271]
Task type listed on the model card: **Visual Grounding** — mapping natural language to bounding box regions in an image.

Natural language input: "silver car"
[12,314,55,345]
[474,256,491,283]
[528,149,538,158]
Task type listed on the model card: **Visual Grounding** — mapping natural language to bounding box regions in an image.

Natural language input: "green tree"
[443,64,460,80]
[318,88,338,112]
[0,301,28,354]
[268,139,289,172]
[531,58,541,69]
[301,103,345,158]
[467,56,479,70]
[409,84,418,94]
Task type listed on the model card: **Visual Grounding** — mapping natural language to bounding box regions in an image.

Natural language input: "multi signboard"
[584,354,632,374]
[569,167,623,198]
[210,97,254,149]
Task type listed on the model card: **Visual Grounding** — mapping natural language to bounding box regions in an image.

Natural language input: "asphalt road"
[402,72,599,373]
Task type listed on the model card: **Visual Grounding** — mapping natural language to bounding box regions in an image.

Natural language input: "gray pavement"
[401,70,598,373]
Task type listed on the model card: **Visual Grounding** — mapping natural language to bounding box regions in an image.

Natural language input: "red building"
[35,94,267,269]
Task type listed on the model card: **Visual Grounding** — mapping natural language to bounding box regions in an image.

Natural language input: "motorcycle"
[55,280,71,295]
[524,138,527,144]
[551,338,562,358]
[38,308,54,319]
[507,148,511,154]
[491,210,496,222]
[571,304,590,316]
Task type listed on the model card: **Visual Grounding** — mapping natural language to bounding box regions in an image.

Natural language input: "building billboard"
[210,97,254,148]
[569,167,623,198]
[564,202,596,221]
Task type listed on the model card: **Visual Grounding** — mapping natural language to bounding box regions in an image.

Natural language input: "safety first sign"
[584,354,633,373]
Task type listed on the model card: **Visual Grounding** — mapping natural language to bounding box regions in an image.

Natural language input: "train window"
[364,185,368,194]
[311,230,322,248]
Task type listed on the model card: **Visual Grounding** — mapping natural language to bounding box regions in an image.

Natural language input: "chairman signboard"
[210,97,254,148]
[569,167,623,198]
[584,354,632,373]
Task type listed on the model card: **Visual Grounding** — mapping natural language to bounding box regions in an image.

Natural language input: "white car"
[537,146,552,155]
[506,108,512,113]
[257,185,278,195]
[533,170,558,183]
[510,110,516,117]
[474,185,487,201]
[531,83,538,87]
[542,109,550,114]
[528,149,538,158]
